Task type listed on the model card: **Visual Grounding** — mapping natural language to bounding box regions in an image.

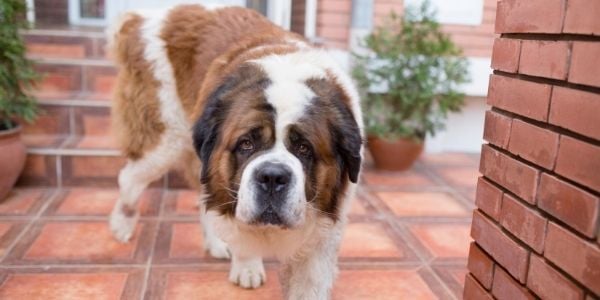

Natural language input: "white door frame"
[267,0,291,30]
[303,0,317,39]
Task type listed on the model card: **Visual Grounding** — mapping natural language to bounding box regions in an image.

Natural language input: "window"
[80,0,105,19]
[247,0,268,16]
[69,0,108,25]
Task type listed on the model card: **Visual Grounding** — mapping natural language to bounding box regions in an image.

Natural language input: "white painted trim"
[26,0,35,23]
[267,0,292,30]
[38,99,111,107]
[22,28,106,38]
[26,148,121,156]
[304,0,317,39]
[69,0,115,26]
[27,56,113,66]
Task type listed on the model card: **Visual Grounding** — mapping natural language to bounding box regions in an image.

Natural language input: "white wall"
[329,49,490,153]
[404,0,484,26]
[425,97,488,153]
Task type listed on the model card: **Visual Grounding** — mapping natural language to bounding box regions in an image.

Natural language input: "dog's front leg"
[281,241,339,300]
[229,254,266,289]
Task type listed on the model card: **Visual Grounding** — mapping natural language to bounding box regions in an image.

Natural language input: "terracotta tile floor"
[0,153,479,299]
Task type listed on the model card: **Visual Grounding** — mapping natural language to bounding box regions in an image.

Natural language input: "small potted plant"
[0,0,40,200]
[353,1,469,171]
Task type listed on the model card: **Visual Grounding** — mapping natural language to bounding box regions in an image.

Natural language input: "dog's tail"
[105,12,141,64]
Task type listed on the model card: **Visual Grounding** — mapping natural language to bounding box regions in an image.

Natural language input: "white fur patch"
[254,49,364,134]
[236,144,306,227]
[140,9,190,135]
[251,54,326,138]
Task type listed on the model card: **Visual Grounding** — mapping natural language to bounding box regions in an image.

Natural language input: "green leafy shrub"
[353,0,469,141]
[0,0,40,130]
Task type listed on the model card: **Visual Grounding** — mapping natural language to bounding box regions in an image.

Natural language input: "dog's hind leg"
[110,136,184,242]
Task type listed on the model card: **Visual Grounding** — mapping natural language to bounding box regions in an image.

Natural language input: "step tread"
[22,25,105,38]
[24,134,121,156]
[35,91,112,107]
[30,55,114,66]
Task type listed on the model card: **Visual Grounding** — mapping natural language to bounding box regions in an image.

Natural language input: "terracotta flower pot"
[367,136,424,171]
[0,124,26,201]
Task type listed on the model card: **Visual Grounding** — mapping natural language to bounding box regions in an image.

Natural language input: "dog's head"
[193,54,362,229]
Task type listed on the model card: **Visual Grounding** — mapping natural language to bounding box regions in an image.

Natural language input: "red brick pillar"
[464,1,600,299]
[316,0,352,48]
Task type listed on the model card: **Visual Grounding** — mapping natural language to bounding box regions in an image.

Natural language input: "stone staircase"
[18,26,188,188]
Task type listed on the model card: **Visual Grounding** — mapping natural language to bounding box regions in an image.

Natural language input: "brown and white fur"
[107,4,363,299]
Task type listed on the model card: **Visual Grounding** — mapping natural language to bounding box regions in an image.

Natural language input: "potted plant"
[353,1,469,171]
[0,0,40,200]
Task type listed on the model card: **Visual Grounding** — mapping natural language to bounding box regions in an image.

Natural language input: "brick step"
[23,26,107,60]
[23,26,116,96]
[31,56,116,96]
[23,103,111,137]
[17,26,192,189]
[23,134,118,152]
[19,135,191,189]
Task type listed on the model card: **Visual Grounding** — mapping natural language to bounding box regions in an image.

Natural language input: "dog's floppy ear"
[192,79,236,183]
[333,118,363,183]
[329,96,363,184]
[307,77,363,183]
[192,105,219,184]
[192,105,220,183]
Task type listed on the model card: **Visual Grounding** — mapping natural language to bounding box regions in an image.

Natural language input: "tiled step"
[23,26,107,60]
[23,26,116,100]
[19,136,190,189]
[22,103,111,137]
[18,26,192,189]
[31,57,116,98]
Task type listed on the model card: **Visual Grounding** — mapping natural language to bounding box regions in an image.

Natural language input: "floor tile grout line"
[361,185,435,265]
[389,218,462,300]
[414,161,476,211]
[385,217,431,264]
[404,163,472,300]
[0,264,149,269]
[422,264,460,300]
[354,188,428,263]
[138,188,167,300]
[0,260,428,270]
[372,164,471,300]
[0,189,62,264]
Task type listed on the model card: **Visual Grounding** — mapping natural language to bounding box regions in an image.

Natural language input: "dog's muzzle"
[253,162,293,226]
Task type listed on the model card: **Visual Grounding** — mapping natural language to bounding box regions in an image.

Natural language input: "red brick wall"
[316,0,352,49]
[465,0,600,299]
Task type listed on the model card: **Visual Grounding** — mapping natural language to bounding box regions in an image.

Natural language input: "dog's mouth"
[252,205,288,228]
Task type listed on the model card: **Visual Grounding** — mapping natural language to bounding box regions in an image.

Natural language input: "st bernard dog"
[107,4,363,299]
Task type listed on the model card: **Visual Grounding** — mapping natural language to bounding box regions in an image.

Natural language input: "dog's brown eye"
[297,143,310,156]
[240,140,254,151]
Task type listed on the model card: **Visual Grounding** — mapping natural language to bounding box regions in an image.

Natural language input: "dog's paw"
[229,258,265,289]
[203,233,230,259]
[109,208,138,243]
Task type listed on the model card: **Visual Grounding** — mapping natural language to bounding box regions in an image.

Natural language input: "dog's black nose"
[255,162,291,194]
